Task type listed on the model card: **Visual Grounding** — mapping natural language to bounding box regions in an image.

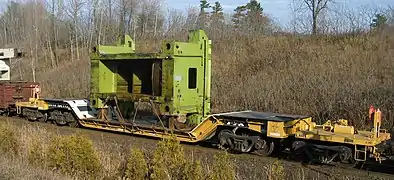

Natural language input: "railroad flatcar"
[9,30,394,169]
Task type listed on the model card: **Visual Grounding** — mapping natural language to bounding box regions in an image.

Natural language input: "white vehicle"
[15,85,99,126]
[63,99,97,120]
[0,48,23,81]
[40,98,98,126]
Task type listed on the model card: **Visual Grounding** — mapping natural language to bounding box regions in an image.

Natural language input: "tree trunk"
[154,12,158,37]
[69,28,74,61]
[312,14,318,34]
[74,8,79,61]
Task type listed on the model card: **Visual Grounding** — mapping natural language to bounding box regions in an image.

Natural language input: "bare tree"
[65,0,86,61]
[184,6,199,32]
[292,0,334,34]
[23,2,41,82]
[387,5,394,25]
[136,0,164,40]
[165,8,186,39]
[45,0,61,68]
[115,0,139,39]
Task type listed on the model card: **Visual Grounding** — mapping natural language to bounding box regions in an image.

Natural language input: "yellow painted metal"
[248,123,262,133]
[80,109,390,152]
[284,117,315,135]
[78,121,198,142]
[291,113,391,147]
[333,124,355,134]
[287,110,390,162]
[269,108,391,147]
[294,128,389,146]
[15,98,49,110]
[189,115,224,140]
[15,87,48,111]
[267,121,288,138]
[78,115,224,143]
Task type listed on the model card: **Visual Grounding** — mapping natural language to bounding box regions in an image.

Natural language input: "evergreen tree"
[210,1,225,37]
[211,1,224,22]
[232,5,247,31]
[245,0,268,33]
[197,0,211,29]
[232,0,270,34]
[200,0,210,13]
[246,0,263,14]
[370,14,388,29]
[212,1,223,14]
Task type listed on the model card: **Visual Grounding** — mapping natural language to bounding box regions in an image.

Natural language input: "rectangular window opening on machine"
[111,59,162,96]
[188,68,197,89]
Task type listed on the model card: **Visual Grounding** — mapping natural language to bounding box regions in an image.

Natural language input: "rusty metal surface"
[0,81,39,109]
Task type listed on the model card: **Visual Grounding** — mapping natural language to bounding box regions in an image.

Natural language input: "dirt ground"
[0,117,393,180]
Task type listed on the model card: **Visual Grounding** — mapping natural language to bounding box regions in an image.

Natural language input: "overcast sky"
[165,0,394,27]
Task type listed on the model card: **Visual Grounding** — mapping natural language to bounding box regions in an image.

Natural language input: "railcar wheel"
[253,138,275,156]
[55,119,67,126]
[38,113,47,123]
[218,129,233,150]
[62,111,78,127]
[4,108,10,117]
[68,120,79,128]
[51,110,67,126]
[291,141,308,162]
[217,129,256,153]
[338,146,357,168]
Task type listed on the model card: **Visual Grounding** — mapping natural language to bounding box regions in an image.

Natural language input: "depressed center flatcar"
[9,30,394,168]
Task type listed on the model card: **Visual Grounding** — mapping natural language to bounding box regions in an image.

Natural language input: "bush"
[0,123,19,154]
[28,140,46,166]
[124,147,148,180]
[150,136,186,180]
[150,136,204,180]
[264,159,285,180]
[47,133,101,178]
[207,151,236,180]
[181,159,204,180]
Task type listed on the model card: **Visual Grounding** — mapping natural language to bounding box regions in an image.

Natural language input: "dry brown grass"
[0,154,72,180]
[211,33,393,129]
[0,121,72,180]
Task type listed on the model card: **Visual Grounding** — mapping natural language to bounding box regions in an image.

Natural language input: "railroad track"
[0,116,393,180]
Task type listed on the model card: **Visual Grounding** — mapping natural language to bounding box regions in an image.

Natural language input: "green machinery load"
[89,30,212,129]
